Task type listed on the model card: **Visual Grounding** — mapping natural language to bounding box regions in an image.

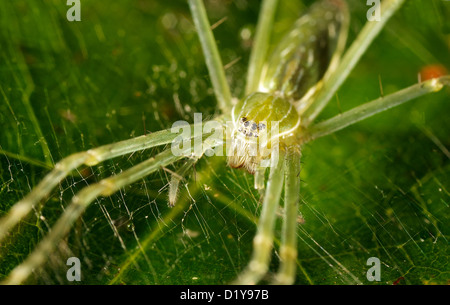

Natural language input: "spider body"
[227,0,348,176]
[228,92,300,174]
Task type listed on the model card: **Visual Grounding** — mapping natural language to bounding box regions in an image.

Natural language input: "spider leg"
[245,0,279,95]
[254,166,266,191]
[168,127,225,207]
[1,142,202,285]
[234,148,286,284]
[168,157,199,207]
[0,126,192,243]
[303,76,450,142]
[188,0,233,113]
[274,149,301,285]
[300,0,406,124]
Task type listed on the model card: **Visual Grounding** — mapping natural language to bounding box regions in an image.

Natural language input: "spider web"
[0,0,449,285]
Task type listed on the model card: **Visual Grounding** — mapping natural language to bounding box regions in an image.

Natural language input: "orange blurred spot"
[393,276,404,285]
[420,64,448,81]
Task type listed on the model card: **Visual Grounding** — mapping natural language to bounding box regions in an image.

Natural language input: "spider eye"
[251,123,257,130]
[258,123,266,130]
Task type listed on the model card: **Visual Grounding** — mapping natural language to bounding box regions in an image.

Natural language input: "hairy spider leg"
[0,126,197,243]
[303,76,450,142]
[2,134,221,285]
[168,157,199,207]
[233,149,286,284]
[275,150,301,284]
[245,0,279,95]
[188,0,233,113]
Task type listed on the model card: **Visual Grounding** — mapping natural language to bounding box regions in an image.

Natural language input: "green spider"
[0,0,449,285]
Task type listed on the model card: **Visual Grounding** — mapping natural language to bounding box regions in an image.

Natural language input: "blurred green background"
[0,0,449,284]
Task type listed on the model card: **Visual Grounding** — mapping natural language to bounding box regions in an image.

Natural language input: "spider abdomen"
[260,0,348,102]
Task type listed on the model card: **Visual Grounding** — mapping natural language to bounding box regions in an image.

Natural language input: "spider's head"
[227,92,300,174]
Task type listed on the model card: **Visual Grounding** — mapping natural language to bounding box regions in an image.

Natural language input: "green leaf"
[0,0,449,285]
